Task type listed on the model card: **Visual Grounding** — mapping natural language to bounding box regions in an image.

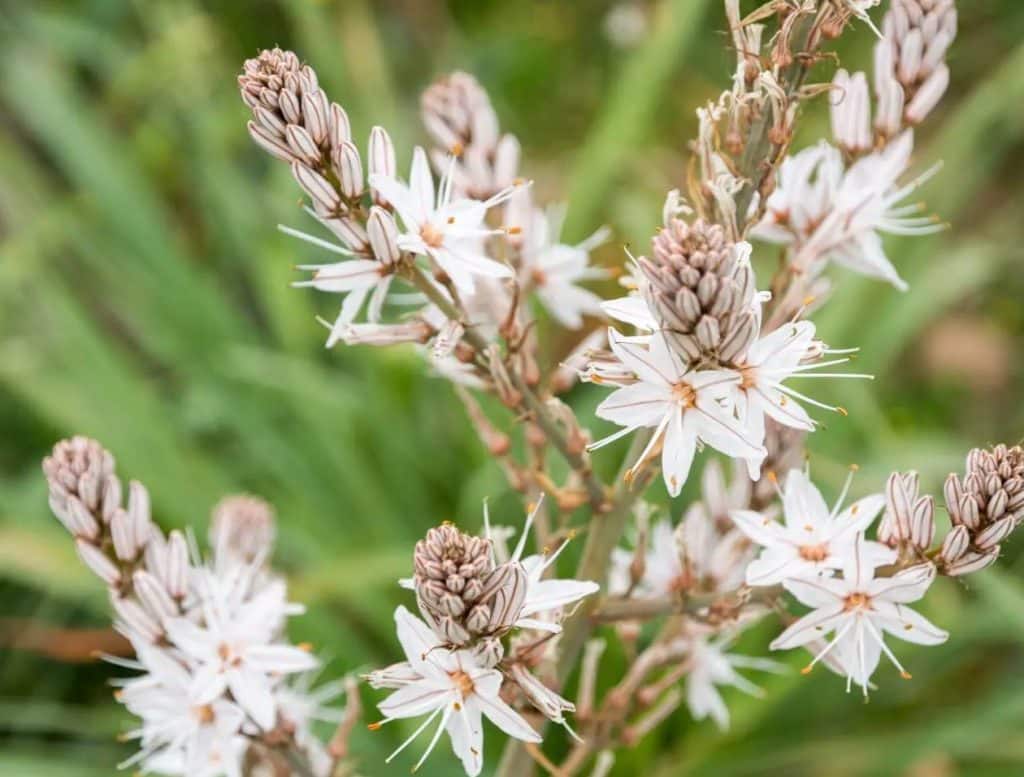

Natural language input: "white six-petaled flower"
[589,330,766,496]
[516,199,610,329]
[374,607,541,776]
[731,468,886,586]
[370,147,525,293]
[771,537,948,694]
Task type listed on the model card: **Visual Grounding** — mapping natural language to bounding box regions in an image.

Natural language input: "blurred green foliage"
[2,0,1024,775]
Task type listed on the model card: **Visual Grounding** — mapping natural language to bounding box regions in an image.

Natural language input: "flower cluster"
[241,51,608,385]
[754,0,955,305]
[584,198,865,495]
[33,3,1008,777]
[44,438,342,777]
[366,505,598,774]
[733,468,948,694]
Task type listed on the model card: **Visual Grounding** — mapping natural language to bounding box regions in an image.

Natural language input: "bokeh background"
[2,0,1024,775]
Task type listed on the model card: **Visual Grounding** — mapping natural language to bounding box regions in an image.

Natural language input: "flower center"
[450,670,475,698]
[671,381,697,408]
[217,643,243,668]
[798,543,829,562]
[739,366,757,390]
[193,704,215,724]
[420,223,445,248]
[843,592,871,612]
[530,267,548,287]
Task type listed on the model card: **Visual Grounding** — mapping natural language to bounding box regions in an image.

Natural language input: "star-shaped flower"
[731,468,886,586]
[589,330,765,496]
[771,538,947,694]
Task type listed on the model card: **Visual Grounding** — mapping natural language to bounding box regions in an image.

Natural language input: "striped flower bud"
[940,444,1024,576]
[412,523,529,645]
[239,48,332,166]
[421,71,519,199]
[210,494,277,567]
[639,219,758,366]
[878,471,934,551]
[876,0,957,129]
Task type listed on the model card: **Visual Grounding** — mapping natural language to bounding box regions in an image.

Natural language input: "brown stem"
[734,10,825,233]
[403,263,610,511]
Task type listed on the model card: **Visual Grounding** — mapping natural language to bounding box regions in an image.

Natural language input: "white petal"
[410,147,435,218]
[756,386,816,431]
[782,575,847,609]
[306,260,383,292]
[594,383,671,428]
[868,563,935,604]
[368,174,422,233]
[447,700,484,776]
[394,606,453,678]
[475,692,542,743]
[521,578,600,617]
[607,330,677,387]
[781,470,831,530]
[730,510,788,549]
[165,618,216,662]
[245,644,319,675]
[745,552,814,587]
[662,409,697,496]
[871,602,948,646]
[227,667,277,730]
[692,397,765,460]
[829,493,886,540]
[601,295,656,330]
[379,679,453,720]
[770,604,847,650]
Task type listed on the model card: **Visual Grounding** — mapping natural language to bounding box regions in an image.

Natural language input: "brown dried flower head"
[640,218,758,366]
[939,444,1024,576]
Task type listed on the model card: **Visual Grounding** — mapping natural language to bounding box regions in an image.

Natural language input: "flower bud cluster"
[878,471,936,553]
[413,523,526,654]
[939,444,1024,576]
[44,437,336,777]
[639,218,758,367]
[43,437,188,640]
[239,48,400,259]
[875,0,957,134]
[421,71,520,200]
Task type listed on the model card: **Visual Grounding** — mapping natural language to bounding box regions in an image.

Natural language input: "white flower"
[117,642,246,776]
[518,202,610,329]
[731,468,886,586]
[685,631,782,731]
[755,133,941,291]
[730,320,868,477]
[754,142,843,250]
[165,573,319,730]
[275,674,347,777]
[771,538,948,694]
[370,147,524,293]
[283,208,399,348]
[373,606,541,776]
[588,330,765,496]
[492,498,600,633]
